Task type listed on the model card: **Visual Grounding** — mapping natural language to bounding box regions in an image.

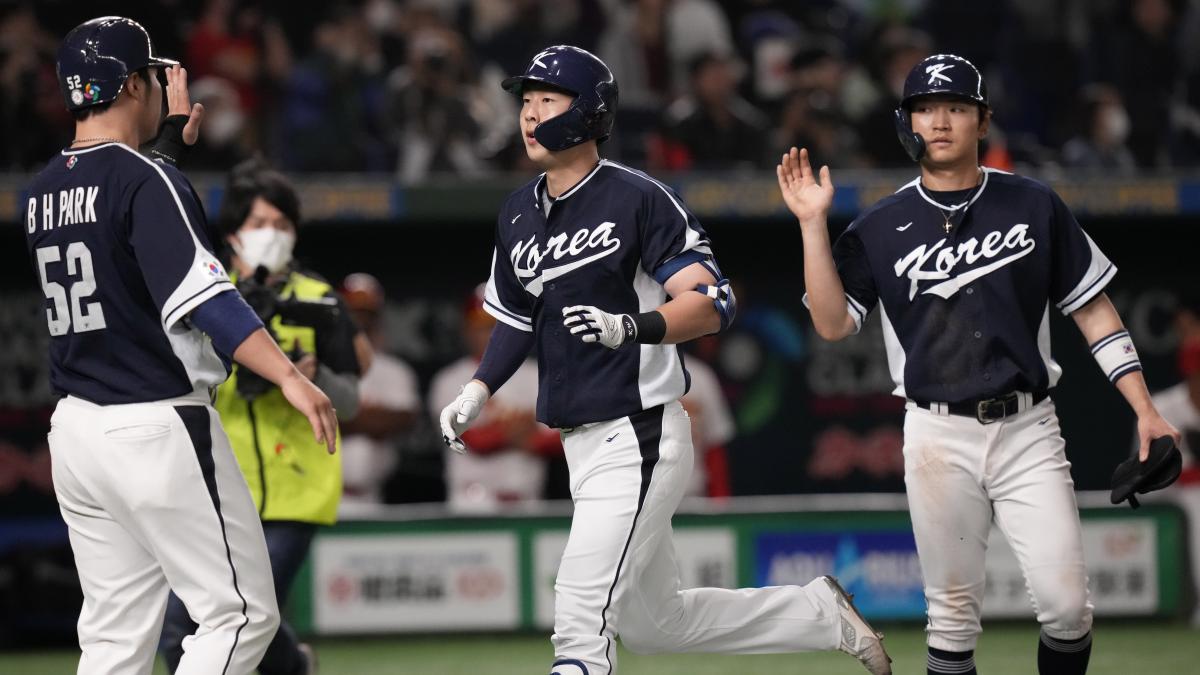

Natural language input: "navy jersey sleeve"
[637,181,719,284]
[128,161,234,329]
[483,213,534,332]
[802,225,877,334]
[1048,189,1116,314]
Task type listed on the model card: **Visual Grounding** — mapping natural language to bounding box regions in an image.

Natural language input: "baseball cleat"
[822,576,892,675]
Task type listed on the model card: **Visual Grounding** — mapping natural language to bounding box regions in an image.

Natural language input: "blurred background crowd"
[5,0,1200,179]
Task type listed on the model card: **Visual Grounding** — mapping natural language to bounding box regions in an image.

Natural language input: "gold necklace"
[71,137,120,145]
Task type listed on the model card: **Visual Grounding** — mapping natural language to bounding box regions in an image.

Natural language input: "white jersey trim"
[1038,303,1063,387]
[879,304,908,397]
[112,144,235,328]
[602,160,713,256]
[801,291,867,334]
[1056,232,1115,315]
[633,265,686,409]
[484,250,534,332]
[912,167,991,213]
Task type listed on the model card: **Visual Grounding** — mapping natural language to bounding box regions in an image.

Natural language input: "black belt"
[912,390,1048,424]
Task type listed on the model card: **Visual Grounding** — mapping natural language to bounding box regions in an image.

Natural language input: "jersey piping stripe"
[609,159,710,254]
[111,144,214,324]
[1058,263,1115,315]
[483,298,533,331]
[602,160,690,224]
[602,160,713,257]
[162,279,229,329]
[598,405,662,674]
[61,142,122,155]
[913,167,991,212]
[175,405,250,675]
[556,162,605,201]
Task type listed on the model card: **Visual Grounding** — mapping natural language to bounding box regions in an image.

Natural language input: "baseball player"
[26,17,336,675]
[777,53,1181,675]
[439,45,890,675]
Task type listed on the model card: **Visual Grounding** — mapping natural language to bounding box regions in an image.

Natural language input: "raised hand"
[776,147,834,226]
[163,64,205,145]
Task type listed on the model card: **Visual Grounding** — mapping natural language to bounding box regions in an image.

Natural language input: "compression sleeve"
[473,322,536,394]
[189,289,264,357]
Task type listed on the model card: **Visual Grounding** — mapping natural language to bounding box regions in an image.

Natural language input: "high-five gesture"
[776,147,834,226]
[163,64,205,145]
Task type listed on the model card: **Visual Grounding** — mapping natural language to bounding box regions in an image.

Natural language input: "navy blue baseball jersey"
[820,168,1114,403]
[484,159,718,428]
[24,143,235,404]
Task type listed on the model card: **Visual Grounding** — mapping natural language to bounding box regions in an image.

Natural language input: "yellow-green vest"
[216,271,342,525]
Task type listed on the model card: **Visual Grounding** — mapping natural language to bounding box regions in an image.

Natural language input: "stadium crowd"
[4,0,1200,178]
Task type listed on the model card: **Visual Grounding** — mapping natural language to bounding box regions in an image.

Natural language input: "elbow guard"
[696,279,736,332]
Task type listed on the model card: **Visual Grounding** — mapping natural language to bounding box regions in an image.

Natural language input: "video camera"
[235,266,342,400]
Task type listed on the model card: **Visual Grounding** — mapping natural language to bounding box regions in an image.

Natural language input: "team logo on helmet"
[531,49,554,70]
[926,63,954,85]
[70,89,84,106]
[83,82,101,101]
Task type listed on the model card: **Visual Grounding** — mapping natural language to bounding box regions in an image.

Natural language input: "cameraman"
[159,162,360,675]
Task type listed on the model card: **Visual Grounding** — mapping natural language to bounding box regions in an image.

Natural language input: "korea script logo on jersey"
[894,223,1035,300]
[510,221,620,296]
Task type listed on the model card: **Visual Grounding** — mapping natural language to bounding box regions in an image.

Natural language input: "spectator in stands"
[186,0,266,116]
[771,41,862,170]
[338,273,422,511]
[680,353,735,498]
[1087,0,1183,167]
[386,15,486,183]
[855,24,931,168]
[180,76,251,170]
[429,286,562,512]
[1146,293,1200,624]
[0,4,67,170]
[600,0,735,106]
[1061,83,1137,174]
[278,5,388,171]
[661,51,769,170]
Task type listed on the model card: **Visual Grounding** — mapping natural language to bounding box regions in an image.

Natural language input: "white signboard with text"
[313,533,519,633]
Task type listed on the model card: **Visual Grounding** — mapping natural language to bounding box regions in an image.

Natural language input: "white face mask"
[233,228,295,275]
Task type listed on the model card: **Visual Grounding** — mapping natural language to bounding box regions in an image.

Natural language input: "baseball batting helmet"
[56,16,178,112]
[1110,436,1183,509]
[501,45,618,151]
[893,53,988,162]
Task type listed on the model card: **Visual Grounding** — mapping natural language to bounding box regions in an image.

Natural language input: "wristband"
[620,311,667,345]
[1091,329,1141,383]
[149,114,191,166]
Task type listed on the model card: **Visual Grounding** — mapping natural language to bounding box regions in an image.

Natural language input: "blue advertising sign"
[753,531,926,619]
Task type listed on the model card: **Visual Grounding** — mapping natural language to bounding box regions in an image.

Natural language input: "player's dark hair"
[216,158,302,240]
[71,68,153,121]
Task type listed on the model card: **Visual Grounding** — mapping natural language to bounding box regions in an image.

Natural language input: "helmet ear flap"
[894,107,925,162]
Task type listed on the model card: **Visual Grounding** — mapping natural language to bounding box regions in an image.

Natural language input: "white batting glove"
[439,380,490,454]
[562,305,628,349]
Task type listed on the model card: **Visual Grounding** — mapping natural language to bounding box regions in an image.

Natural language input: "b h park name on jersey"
[26,185,102,232]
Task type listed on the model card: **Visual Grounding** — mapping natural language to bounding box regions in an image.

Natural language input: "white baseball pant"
[550,400,840,675]
[48,395,279,675]
[902,396,1094,652]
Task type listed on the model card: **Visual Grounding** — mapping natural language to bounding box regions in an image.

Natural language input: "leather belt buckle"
[976,399,997,424]
[976,393,1018,424]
